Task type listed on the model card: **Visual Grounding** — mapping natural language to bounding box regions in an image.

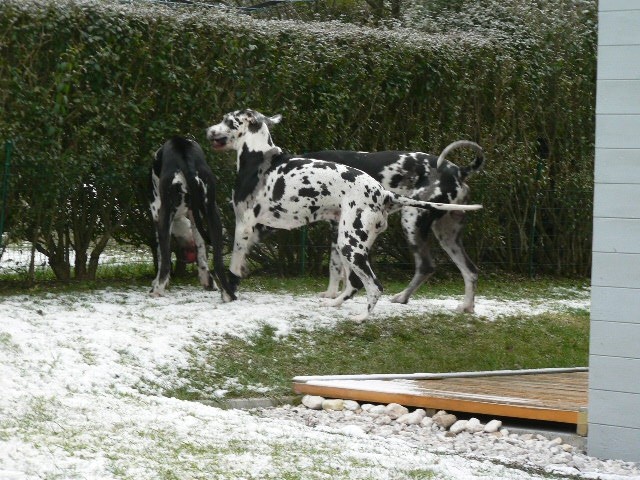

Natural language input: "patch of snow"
[1,285,632,480]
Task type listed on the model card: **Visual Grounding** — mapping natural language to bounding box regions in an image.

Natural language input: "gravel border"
[248,395,640,479]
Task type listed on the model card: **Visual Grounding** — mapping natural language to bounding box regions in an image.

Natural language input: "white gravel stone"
[465,417,483,433]
[368,405,387,415]
[548,436,563,446]
[397,409,426,425]
[483,419,502,433]
[339,425,367,437]
[301,395,324,410]
[322,399,344,411]
[433,412,457,429]
[385,403,409,419]
[343,400,360,411]
[449,420,469,434]
[375,414,393,425]
[420,416,434,428]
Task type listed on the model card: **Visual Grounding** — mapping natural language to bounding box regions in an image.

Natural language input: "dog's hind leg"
[433,211,478,313]
[349,258,383,322]
[321,269,362,308]
[391,207,436,304]
[188,211,217,291]
[326,211,384,321]
[152,175,186,296]
[151,206,176,296]
[318,225,346,299]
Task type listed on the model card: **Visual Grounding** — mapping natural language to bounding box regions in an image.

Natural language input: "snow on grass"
[0,285,593,479]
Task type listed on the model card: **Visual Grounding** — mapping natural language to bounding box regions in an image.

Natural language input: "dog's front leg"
[229,225,256,278]
[227,219,259,299]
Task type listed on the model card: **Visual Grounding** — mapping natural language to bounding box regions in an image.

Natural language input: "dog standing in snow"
[301,140,484,313]
[149,136,235,302]
[206,109,481,320]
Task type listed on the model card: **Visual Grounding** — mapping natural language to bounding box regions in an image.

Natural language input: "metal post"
[0,140,12,248]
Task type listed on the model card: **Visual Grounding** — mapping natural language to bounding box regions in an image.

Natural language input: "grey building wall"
[588,0,640,462]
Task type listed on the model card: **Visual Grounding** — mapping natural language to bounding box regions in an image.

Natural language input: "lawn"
[160,272,590,401]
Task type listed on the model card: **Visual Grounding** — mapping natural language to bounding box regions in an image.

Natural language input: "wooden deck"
[293,368,589,435]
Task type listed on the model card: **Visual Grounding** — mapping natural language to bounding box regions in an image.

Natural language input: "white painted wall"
[589,0,640,462]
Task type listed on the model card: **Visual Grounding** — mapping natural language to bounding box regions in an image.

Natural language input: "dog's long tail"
[388,192,483,212]
[203,185,238,301]
[436,140,484,179]
[186,170,237,301]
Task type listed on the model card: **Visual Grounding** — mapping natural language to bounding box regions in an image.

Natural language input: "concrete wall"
[588,0,640,462]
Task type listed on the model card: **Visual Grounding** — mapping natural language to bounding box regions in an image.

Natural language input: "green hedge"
[0,0,596,280]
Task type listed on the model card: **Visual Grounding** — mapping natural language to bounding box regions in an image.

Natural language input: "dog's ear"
[245,110,257,124]
[267,114,282,127]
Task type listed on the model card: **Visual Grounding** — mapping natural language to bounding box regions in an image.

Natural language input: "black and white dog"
[301,140,484,313]
[149,136,235,302]
[206,109,482,320]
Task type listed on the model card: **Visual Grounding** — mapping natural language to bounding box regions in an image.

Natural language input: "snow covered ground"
[0,283,636,479]
[0,242,150,273]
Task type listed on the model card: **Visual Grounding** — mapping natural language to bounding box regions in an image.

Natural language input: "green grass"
[165,303,589,401]
[161,272,589,403]
[240,270,588,302]
[1,257,587,300]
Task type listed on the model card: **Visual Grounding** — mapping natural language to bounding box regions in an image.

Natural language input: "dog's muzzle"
[209,135,228,150]
[206,127,228,150]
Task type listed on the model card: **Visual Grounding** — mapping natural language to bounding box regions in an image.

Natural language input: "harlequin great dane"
[301,140,484,313]
[206,109,482,320]
[149,136,235,302]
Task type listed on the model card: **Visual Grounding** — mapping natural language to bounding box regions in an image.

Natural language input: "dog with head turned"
[206,109,482,320]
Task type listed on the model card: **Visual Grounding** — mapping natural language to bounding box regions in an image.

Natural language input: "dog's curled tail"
[436,140,484,178]
[390,193,483,212]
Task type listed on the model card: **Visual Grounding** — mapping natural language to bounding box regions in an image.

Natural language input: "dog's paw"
[350,311,369,323]
[228,271,241,294]
[318,290,339,299]
[321,298,344,308]
[149,290,164,298]
[221,290,236,303]
[390,292,409,304]
[456,303,475,314]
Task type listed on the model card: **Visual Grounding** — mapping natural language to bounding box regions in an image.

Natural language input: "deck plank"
[293,371,588,428]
